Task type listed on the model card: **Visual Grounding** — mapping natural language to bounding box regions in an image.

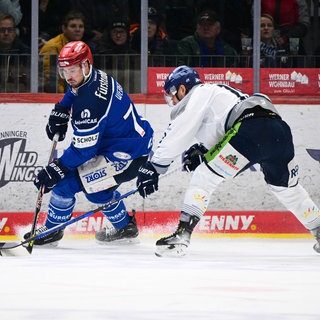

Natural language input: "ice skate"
[311,227,320,253]
[24,226,64,247]
[155,216,200,257]
[95,215,139,244]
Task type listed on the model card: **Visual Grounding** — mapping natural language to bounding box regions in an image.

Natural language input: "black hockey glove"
[46,103,70,141]
[34,159,69,193]
[182,143,208,172]
[136,161,159,198]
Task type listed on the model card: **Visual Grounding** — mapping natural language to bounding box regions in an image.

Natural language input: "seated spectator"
[130,7,177,66]
[39,10,85,93]
[95,18,136,54]
[260,14,289,67]
[95,18,138,92]
[176,10,238,67]
[195,0,253,53]
[260,0,310,55]
[0,12,30,92]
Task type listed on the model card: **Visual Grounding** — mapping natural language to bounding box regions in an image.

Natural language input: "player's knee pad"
[204,123,249,179]
[269,184,320,230]
[46,191,75,228]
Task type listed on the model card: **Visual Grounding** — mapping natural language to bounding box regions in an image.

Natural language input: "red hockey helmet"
[58,41,93,68]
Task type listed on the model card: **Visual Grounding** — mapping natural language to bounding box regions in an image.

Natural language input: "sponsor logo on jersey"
[84,168,107,184]
[72,133,99,148]
[95,70,109,101]
[111,161,128,172]
[74,118,98,125]
[81,109,91,118]
[221,154,239,169]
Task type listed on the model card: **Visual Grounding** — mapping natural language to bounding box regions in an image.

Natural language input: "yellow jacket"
[39,34,69,93]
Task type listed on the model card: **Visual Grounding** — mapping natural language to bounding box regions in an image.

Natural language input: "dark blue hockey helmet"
[164,66,202,96]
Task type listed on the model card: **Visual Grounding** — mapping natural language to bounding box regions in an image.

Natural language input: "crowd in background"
[0,0,319,93]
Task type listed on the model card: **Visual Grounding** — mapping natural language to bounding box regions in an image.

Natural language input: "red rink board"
[0,211,309,240]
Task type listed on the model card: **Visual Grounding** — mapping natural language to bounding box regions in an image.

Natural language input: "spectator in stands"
[19,0,72,48]
[94,18,138,92]
[0,0,22,26]
[0,12,30,92]
[260,0,310,55]
[70,0,129,51]
[195,0,253,54]
[260,13,289,67]
[39,10,85,93]
[130,6,177,66]
[176,10,238,67]
[95,18,135,55]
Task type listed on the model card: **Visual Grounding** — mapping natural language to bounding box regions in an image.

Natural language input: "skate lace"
[106,227,119,237]
[35,226,48,236]
[171,226,185,237]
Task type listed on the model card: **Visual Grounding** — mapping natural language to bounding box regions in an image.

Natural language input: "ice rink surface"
[0,237,319,320]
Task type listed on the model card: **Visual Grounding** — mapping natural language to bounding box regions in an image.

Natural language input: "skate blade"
[155,244,188,257]
[32,241,60,248]
[95,237,140,246]
[0,242,30,257]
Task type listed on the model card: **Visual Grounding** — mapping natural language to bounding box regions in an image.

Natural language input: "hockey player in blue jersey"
[24,41,154,245]
[136,65,320,257]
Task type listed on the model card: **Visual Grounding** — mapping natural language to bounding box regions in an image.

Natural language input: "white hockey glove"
[182,143,208,172]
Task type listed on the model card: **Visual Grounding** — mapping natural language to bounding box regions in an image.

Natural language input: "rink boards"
[0,210,311,241]
[0,94,319,240]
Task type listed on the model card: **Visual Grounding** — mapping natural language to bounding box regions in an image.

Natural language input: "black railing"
[1,53,320,94]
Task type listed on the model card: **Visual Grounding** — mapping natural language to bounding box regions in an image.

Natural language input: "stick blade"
[0,242,30,256]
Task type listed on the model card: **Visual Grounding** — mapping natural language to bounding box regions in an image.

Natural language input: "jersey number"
[123,103,145,136]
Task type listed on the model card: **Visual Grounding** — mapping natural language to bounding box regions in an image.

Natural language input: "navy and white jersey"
[58,68,154,170]
[151,83,248,168]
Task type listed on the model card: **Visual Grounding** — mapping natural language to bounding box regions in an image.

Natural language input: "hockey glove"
[46,103,70,141]
[34,159,69,193]
[182,143,208,172]
[136,161,159,198]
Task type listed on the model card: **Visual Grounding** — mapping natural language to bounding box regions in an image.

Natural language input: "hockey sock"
[269,183,320,230]
[101,198,130,230]
[45,192,75,229]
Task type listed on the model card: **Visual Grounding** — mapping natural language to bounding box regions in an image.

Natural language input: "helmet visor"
[58,65,81,79]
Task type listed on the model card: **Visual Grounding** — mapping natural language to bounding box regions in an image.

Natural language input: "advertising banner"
[0,210,310,240]
[148,67,320,96]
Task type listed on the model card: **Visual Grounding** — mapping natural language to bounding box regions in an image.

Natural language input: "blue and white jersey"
[58,68,154,170]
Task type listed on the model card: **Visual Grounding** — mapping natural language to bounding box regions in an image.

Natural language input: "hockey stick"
[0,163,183,255]
[26,133,59,254]
[0,188,138,254]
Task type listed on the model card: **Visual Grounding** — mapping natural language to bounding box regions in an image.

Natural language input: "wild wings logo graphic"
[0,132,42,188]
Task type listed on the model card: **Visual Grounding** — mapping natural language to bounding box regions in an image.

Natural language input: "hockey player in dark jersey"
[136,65,320,257]
[24,41,153,246]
